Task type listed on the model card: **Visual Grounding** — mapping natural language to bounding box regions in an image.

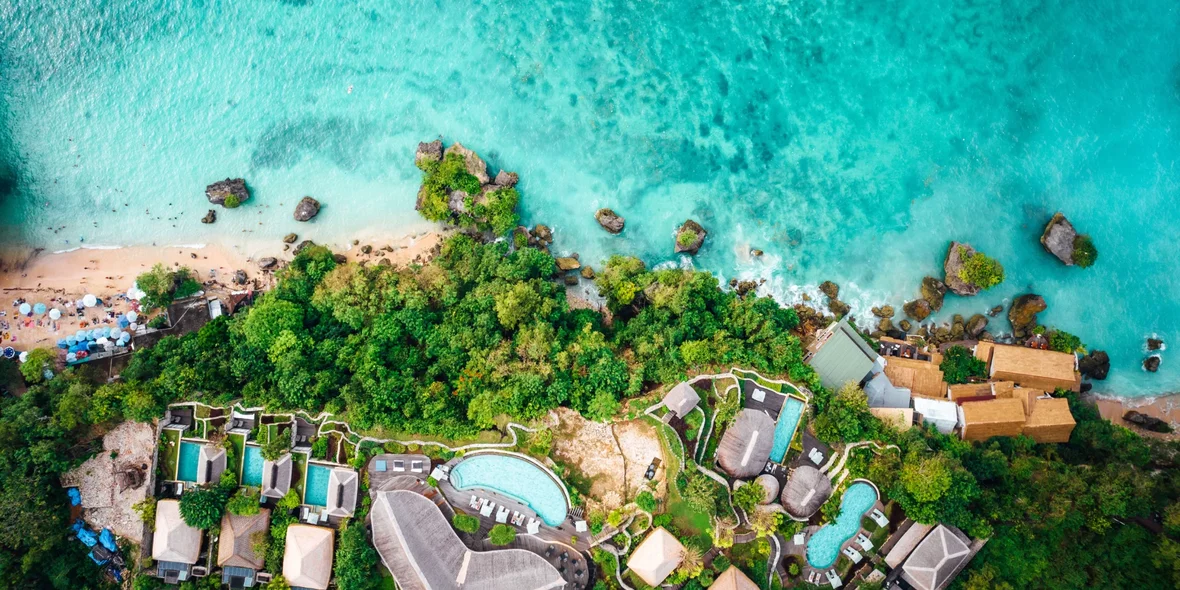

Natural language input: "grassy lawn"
[228,433,245,482]
[161,429,180,480]
[644,416,685,505]
[293,452,308,502]
[378,566,398,590]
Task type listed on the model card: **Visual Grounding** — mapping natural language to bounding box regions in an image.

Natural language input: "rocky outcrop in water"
[283,233,298,244]
[205,178,250,207]
[556,257,581,272]
[494,170,518,188]
[1079,350,1110,380]
[819,281,839,300]
[595,208,625,234]
[1148,337,1165,351]
[675,220,707,254]
[903,299,932,321]
[1040,213,1077,265]
[1008,294,1047,339]
[443,142,490,184]
[965,314,988,339]
[294,196,320,221]
[415,139,443,167]
[1144,355,1161,372]
[943,242,982,296]
[920,277,947,311]
[201,210,216,224]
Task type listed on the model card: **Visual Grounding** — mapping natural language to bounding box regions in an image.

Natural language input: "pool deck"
[742,379,787,418]
[368,466,592,589]
[785,496,889,584]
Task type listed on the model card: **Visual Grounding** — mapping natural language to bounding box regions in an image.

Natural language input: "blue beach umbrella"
[33,303,46,315]
[117,316,129,328]
[3,347,14,359]
[18,303,30,315]
[57,339,68,349]
[66,335,78,345]
[66,352,77,363]
[74,330,86,340]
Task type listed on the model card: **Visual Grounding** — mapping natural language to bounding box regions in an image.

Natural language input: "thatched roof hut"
[754,474,780,505]
[709,565,760,590]
[662,382,701,418]
[627,527,685,587]
[717,409,775,478]
[283,524,335,590]
[781,465,832,519]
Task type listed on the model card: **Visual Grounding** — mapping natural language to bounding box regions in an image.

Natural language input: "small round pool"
[806,481,879,569]
[450,453,569,526]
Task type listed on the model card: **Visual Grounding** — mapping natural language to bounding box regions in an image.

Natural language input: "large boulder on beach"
[595,208,625,234]
[1124,411,1173,433]
[205,178,250,207]
[233,270,248,285]
[294,196,320,221]
[415,139,443,167]
[443,142,490,184]
[1040,212,1078,265]
[675,220,707,254]
[903,299,932,321]
[1144,355,1161,372]
[1008,294,1047,339]
[1079,350,1110,380]
[258,257,278,270]
[556,257,581,272]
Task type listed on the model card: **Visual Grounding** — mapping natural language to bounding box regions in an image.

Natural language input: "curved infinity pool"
[450,454,569,526]
[806,482,879,569]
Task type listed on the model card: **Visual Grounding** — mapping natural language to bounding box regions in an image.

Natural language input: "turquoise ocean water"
[1,1,1179,396]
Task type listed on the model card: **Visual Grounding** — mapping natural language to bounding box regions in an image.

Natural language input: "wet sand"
[1092,392,1180,441]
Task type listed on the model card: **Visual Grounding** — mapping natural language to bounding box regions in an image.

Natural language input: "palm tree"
[678,545,704,577]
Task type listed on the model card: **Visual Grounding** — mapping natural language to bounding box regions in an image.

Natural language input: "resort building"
[261,453,293,500]
[806,318,883,391]
[283,524,335,590]
[780,465,832,519]
[896,524,977,590]
[1017,391,1077,443]
[217,509,271,588]
[974,342,1081,392]
[717,409,776,478]
[863,372,912,409]
[627,527,686,587]
[881,356,948,399]
[709,565,760,590]
[912,397,960,434]
[869,407,915,431]
[325,467,359,518]
[947,383,994,402]
[958,398,1027,440]
[370,489,565,590]
[959,388,1076,443]
[152,499,202,584]
[662,382,701,419]
[752,473,780,505]
[195,444,227,486]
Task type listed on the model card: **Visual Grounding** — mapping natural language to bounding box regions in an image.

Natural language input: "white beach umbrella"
[18,303,30,315]
[82,294,97,308]
[129,322,138,331]
[127,311,139,323]
[48,308,61,320]
[96,337,109,346]
[18,351,27,363]
[127,285,145,301]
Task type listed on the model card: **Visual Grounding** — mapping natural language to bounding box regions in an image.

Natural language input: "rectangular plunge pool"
[770,396,805,463]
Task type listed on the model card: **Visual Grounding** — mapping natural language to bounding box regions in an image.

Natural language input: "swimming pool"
[304,464,331,507]
[241,445,263,487]
[806,482,879,569]
[176,441,201,482]
[770,396,805,463]
[450,453,569,526]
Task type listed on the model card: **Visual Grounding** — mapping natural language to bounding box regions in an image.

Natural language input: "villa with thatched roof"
[717,409,776,478]
[959,398,1026,440]
[261,454,293,500]
[283,524,335,590]
[753,474,779,505]
[218,508,270,588]
[627,527,685,587]
[152,499,202,584]
[195,444,227,485]
[781,465,832,519]
[709,565,760,590]
[806,318,882,390]
[662,382,701,419]
[882,356,948,399]
[370,489,565,590]
[326,467,359,518]
[959,387,1076,443]
[974,342,1081,392]
[899,524,976,590]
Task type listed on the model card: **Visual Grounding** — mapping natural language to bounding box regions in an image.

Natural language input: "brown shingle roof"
[217,509,270,569]
[960,398,1026,440]
[947,383,992,401]
[978,343,1080,392]
[883,357,948,399]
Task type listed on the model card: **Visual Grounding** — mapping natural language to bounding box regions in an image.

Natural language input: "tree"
[179,487,228,529]
[452,513,480,534]
[732,481,766,512]
[635,490,657,513]
[334,522,380,590]
[134,497,158,529]
[19,348,55,384]
[136,263,201,309]
[683,473,717,514]
[261,430,291,461]
[813,382,876,442]
[748,508,782,538]
[940,345,987,384]
[488,524,515,545]
[958,247,1004,289]
[1072,235,1098,268]
[678,545,704,578]
[1048,329,1083,354]
[226,489,261,516]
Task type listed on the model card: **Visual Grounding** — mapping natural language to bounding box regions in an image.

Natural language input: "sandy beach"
[1092,393,1180,441]
[0,229,446,350]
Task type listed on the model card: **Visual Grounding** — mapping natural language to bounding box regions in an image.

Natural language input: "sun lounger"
[392,460,405,472]
[470,495,479,509]
[794,532,806,545]
[495,507,509,524]
[527,519,540,534]
[375,460,387,472]
[842,546,862,563]
[753,388,767,402]
[825,569,843,588]
[480,501,494,517]
[855,533,873,551]
[870,509,889,527]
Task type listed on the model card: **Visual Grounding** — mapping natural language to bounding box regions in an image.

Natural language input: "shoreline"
[1090,392,1180,441]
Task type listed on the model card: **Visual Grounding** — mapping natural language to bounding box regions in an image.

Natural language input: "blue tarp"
[99,529,117,553]
[72,522,98,548]
[67,487,81,506]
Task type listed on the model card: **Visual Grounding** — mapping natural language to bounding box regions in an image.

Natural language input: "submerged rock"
[595,208,625,234]
[205,178,250,207]
[1008,294,1047,339]
[563,274,579,286]
[415,139,443,166]
[819,281,840,300]
[1079,350,1110,380]
[751,249,764,257]
[1144,355,1161,372]
[201,210,216,224]
[294,196,320,221]
[987,305,1004,317]
[1040,212,1078,265]
[443,142,490,184]
[903,299,932,321]
[1148,337,1165,351]
[674,219,707,254]
[1124,411,1173,433]
[920,277,948,311]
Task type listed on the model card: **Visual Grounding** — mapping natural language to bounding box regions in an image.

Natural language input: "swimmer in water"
[347,85,353,94]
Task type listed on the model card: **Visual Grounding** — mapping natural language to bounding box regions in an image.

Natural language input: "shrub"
[635,491,657,513]
[940,345,987,385]
[1072,234,1097,267]
[1049,329,1083,354]
[136,263,201,309]
[19,348,55,384]
[179,487,228,529]
[712,554,731,573]
[227,489,261,516]
[147,314,169,329]
[733,481,766,512]
[677,230,699,248]
[133,497,157,529]
[957,247,1004,289]
[277,488,301,511]
[334,522,380,590]
[311,436,328,459]
[223,194,241,208]
[452,513,480,534]
[488,523,515,545]
[588,511,605,534]
[788,561,801,576]
[261,431,291,461]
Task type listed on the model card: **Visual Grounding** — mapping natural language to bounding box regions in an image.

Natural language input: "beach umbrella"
[66,352,76,362]
[3,348,14,359]
[18,351,27,363]
[127,285,145,301]
[49,308,61,320]
[96,337,109,346]
[18,303,30,315]
[57,340,68,349]
[33,303,46,315]
[127,311,138,323]
[66,335,78,345]
[117,315,129,328]
[75,330,87,340]
[129,322,138,332]
[82,294,97,308]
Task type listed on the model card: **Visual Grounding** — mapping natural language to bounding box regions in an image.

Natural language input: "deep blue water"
[1,1,1179,395]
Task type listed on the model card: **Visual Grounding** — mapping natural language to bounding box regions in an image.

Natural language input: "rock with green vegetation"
[415,141,518,234]
[443,142,490,184]
[944,242,1004,295]
[595,208,625,234]
[136,263,201,309]
[827,298,851,317]
[1040,212,1098,268]
[1008,294,1047,339]
[674,219,707,254]
[1072,234,1098,268]
[415,139,443,167]
[206,178,249,207]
